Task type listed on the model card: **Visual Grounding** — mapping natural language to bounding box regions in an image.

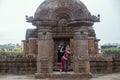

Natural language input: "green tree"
[102,47,120,55]
[13,48,23,55]
[0,48,23,55]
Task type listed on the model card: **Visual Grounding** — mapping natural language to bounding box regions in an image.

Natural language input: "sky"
[0,0,120,45]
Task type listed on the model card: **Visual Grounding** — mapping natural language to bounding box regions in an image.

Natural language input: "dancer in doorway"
[57,44,64,62]
[60,45,71,71]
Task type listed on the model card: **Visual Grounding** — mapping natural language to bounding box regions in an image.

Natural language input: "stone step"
[53,66,73,71]
[35,72,93,79]
[53,62,73,71]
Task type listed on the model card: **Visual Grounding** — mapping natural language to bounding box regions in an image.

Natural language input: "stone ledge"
[35,72,92,79]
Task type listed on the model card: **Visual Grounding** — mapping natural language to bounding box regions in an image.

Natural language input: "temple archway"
[24,0,100,78]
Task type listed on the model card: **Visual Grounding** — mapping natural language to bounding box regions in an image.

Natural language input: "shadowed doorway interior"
[54,38,70,63]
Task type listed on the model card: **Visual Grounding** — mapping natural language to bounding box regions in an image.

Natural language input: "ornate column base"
[35,72,92,79]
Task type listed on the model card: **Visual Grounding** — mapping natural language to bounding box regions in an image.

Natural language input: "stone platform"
[35,72,92,79]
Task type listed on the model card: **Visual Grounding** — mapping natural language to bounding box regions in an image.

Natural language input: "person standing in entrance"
[60,45,71,71]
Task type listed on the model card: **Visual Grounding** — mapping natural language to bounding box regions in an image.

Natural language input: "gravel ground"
[0,73,120,80]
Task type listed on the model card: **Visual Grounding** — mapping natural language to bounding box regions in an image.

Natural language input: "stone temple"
[23,0,100,79]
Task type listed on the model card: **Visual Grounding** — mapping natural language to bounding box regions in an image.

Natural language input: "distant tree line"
[102,47,120,55]
[0,48,23,55]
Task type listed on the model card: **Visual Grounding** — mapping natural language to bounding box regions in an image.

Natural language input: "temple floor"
[0,73,120,80]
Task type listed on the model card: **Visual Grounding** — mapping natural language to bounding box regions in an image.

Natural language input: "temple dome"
[34,0,90,21]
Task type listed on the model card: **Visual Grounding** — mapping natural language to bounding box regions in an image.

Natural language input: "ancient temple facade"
[23,0,100,78]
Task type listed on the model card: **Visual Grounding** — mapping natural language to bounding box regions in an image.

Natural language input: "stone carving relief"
[74,34,88,40]
[58,19,68,27]
[38,32,52,40]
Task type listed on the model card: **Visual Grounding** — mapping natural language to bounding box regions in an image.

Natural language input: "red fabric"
[61,58,65,71]
[64,50,69,59]
[61,50,69,71]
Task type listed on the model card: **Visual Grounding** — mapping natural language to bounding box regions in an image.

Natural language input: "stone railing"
[90,54,120,73]
[0,55,36,74]
[89,54,112,73]
[111,54,120,72]
[0,54,120,74]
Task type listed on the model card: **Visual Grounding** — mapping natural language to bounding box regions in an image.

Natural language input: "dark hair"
[64,44,69,50]
[62,45,66,51]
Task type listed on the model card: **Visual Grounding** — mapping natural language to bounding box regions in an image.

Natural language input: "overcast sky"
[0,0,120,45]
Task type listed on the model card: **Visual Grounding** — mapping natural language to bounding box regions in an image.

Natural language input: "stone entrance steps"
[35,72,92,79]
[53,63,73,71]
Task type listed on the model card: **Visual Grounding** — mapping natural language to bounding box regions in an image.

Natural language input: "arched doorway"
[54,38,70,62]
[53,37,73,71]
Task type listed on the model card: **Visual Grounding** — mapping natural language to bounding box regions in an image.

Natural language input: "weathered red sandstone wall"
[0,55,36,74]
[23,38,37,57]
[0,54,120,74]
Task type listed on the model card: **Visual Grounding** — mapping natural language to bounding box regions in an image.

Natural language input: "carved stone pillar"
[88,37,95,55]
[28,38,37,57]
[73,26,90,73]
[35,26,53,78]
[22,40,28,56]
[94,39,100,54]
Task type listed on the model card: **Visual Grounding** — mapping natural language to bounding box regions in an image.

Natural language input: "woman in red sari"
[61,45,71,71]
